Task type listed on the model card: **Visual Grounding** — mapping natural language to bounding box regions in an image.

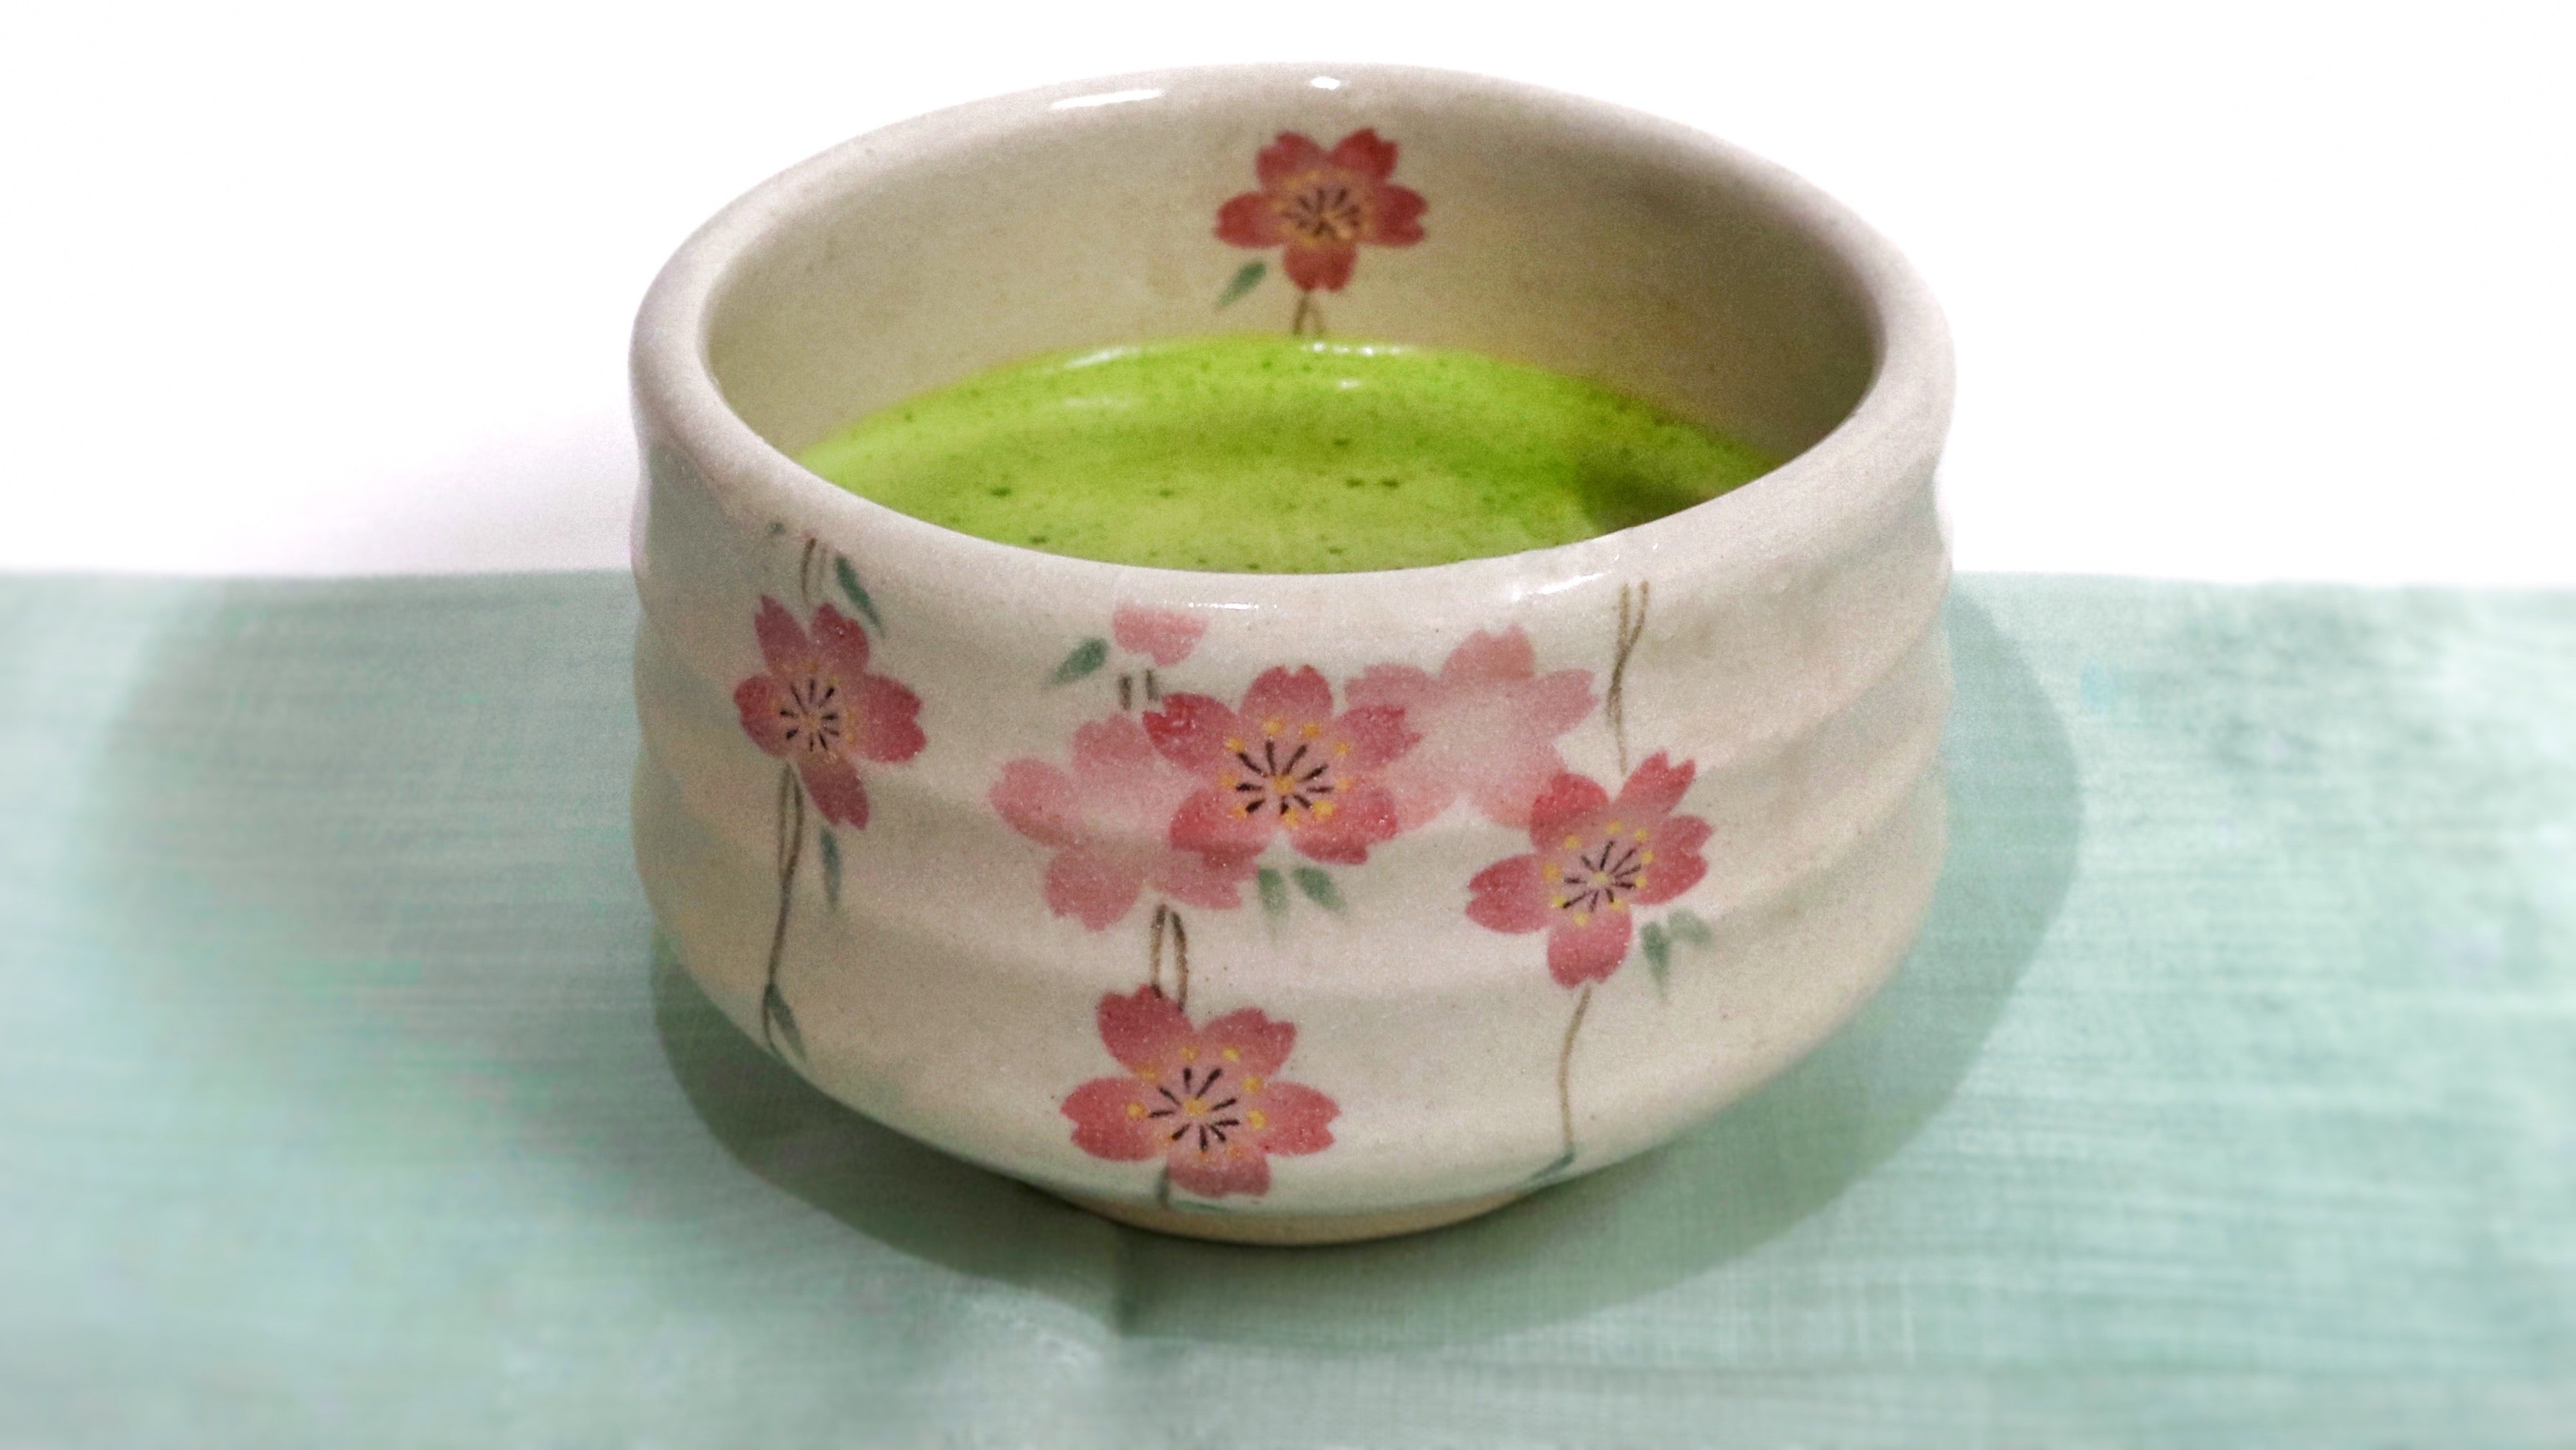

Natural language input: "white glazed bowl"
[630,64,1954,1243]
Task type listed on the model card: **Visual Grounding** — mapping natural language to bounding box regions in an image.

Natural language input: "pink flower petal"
[1044,848,1148,931]
[1528,773,1613,842]
[750,597,812,677]
[1617,752,1697,820]
[797,756,871,829]
[1111,605,1207,666]
[733,674,795,757]
[1548,910,1635,987]
[1466,853,1554,933]
[1365,183,1427,247]
[1461,744,1572,831]
[1334,703,1419,772]
[990,759,1082,851]
[1287,781,1400,865]
[1062,1077,1160,1161]
[1200,1008,1296,1078]
[1251,1082,1338,1156]
[1239,666,1336,728]
[1631,815,1712,906]
[1069,711,1165,776]
[1215,190,1283,248]
[1343,662,1434,715]
[1095,987,1192,1076]
[1143,693,1241,774]
[1150,849,1253,911]
[1438,627,1537,685]
[1169,1144,1271,1199]
[1253,131,1328,189]
[848,672,925,763]
[1326,127,1400,182]
[809,602,872,679]
[1282,240,1358,292]
[1525,669,1597,733]
[1169,787,1276,866]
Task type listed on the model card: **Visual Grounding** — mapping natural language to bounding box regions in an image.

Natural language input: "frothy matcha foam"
[797,334,1772,574]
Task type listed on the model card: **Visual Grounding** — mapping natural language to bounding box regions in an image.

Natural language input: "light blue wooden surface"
[0,574,2567,1446]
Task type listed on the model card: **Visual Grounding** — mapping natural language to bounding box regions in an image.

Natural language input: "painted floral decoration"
[1467,753,1713,987]
[1146,666,1420,867]
[1348,627,1597,830]
[733,597,926,828]
[1111,604,1207,668]
[992,714,1256,930]
[1216,129,1425,294]
[1062,987,1338,1198]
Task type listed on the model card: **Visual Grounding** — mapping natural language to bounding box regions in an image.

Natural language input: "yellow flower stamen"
[1221,1047,1241,1062]
[1243,1076,1264,1093]
[1247,1109,1268,1130]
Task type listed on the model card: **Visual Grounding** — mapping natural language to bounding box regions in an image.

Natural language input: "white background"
[4,1,2569,583]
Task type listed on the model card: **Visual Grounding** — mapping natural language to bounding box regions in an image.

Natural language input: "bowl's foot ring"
[1058,1187,1528,1246]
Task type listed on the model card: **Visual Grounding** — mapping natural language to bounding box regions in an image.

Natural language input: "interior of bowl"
[699,66,1883,475]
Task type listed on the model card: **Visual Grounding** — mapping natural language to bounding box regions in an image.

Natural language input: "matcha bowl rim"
[630,62,1954,598]
[626,63,1956,1243]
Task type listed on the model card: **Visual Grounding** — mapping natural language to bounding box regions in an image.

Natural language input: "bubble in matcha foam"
[796,335,1773,574]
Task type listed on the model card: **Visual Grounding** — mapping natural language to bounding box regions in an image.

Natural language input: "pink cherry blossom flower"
[1215,129,1427,293]
[1061,987,1338,1198]
[1466,753,1713,987]
[732,597,925,828]
[1144,666,1418,867]
[990,714,1256,930]
[1111,605,1207,667]
[1347,627,1596,830]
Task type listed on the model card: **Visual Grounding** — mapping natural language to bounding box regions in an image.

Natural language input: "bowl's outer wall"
[629,65,1955,1220]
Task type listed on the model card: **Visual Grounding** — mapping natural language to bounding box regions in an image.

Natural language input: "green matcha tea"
[797,335,1772,573]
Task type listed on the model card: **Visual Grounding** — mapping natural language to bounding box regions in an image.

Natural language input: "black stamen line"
[1148,1107,1176,1118]
[1297,763,1330,782]
[1156,1086,1183,1106]
[1171,1125,1191,1143]
[1206,1097,1238,1113]
[1233,751,1265,774]
[1234,781,1266,794]
[1202,1067,1223,1089]
[1283,743,1310,773]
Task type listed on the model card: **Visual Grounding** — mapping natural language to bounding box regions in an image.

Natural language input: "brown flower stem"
[1555,983,1595,1170]
[1171,910,1191,1013]
[1290,289,1323,337]
[1148,903,1169,998]
[1607,581,1651,777]
[797,536,820,606]
[762,763,806,1055]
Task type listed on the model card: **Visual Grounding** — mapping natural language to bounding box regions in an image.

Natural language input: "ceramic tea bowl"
[628,63,1953,1243]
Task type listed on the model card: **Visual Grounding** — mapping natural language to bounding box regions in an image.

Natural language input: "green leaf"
[1215,259,1266,308]
[1666,908,1714,947]
[762,984,804,1060]
[833,555,886,634]
[1049,637,1110,687]
[1642,921,1672,998]
[819,830,842,909]
[1256,867,1289,920]
[1291,866,1346,913]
